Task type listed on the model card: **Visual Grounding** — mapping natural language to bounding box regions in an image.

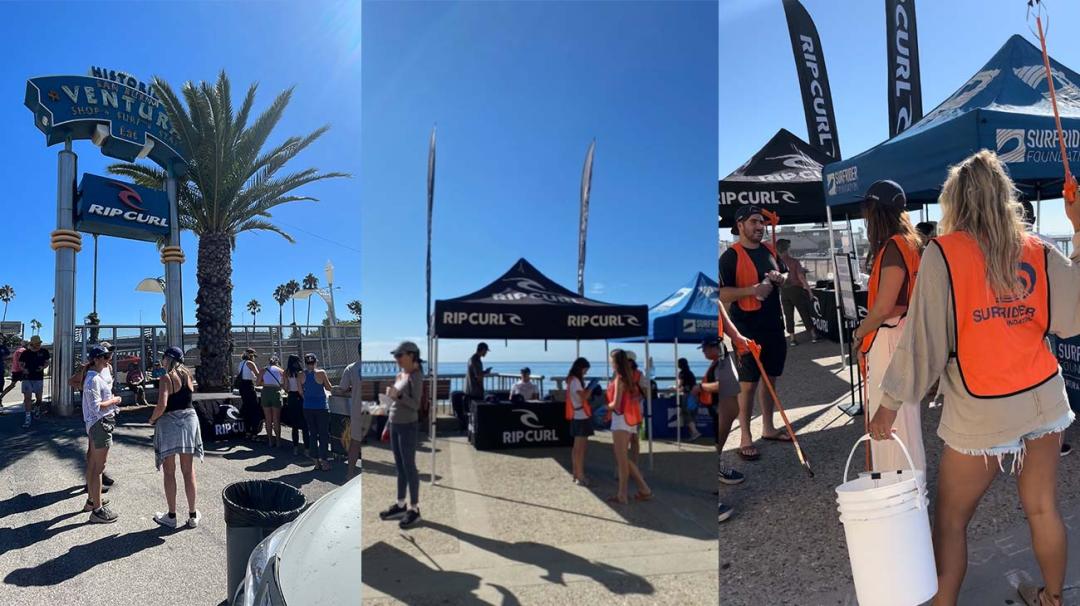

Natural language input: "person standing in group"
[605,349,652,505]
[302,353,335,471]
[676,357,701,441]
[378,341,424,529]
[19,335,51,429]
[235,348,262,440]
[333,342,366,481]
[625,351,649,467]
[695,301,749,522]
[258,355,286,447]
[82,345,120,523]
[466,342,492,402]
[0,338,9,400]
[70,343,118,493]
[776,238,819,346]
[510,367,539,401]
[281,354,310,458]
[565,357,593,486]
[719,205,789,461]
[125,362,149,407]
[868,150,1080,606]
[915,221,938,250]
[1,340,25,400]
[149,346,204,529]
[852,180,925,473]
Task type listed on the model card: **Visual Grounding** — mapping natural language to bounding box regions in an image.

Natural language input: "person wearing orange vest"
[604,349,651,505]
[719,205,789,461]
[869,150,1080,606]
[850,180,925,473]
[564,357,594,486]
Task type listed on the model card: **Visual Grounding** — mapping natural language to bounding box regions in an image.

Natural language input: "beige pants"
[866,316,927,473]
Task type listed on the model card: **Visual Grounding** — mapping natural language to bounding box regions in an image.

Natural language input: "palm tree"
[285,279,301,324]
[108,71,347,389]
[273,284,290,329]
[0,285,14,322]
[30,319,41,336]
[246,299,261,327]
[346,299,361,321]
[302,273,319,327]
[86,311,101,343]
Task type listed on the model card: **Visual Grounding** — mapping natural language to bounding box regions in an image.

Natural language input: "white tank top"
[239,361,255,381]
[262,367,283,386]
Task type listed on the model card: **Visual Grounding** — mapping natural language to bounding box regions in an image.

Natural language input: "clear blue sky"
[362,1,718,364]
[720,0,1080,241]
[3,1,361,341]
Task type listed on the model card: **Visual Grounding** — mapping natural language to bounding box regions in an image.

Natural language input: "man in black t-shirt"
[20,335,51,429]
[719,205,791,461]
[466,342,491,401]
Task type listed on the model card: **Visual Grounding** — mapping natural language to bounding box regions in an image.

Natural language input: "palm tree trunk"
[2,302,7,322]
[195,232,234,391]
[306,299,311,328]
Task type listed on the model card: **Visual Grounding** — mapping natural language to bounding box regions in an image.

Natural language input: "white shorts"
[611,412,638,434]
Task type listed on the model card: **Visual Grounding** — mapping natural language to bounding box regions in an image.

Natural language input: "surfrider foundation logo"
[996,129,1026,163]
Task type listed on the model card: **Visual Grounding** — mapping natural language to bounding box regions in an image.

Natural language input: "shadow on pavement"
[358,457,439,484]
[362,540,491,605]
[4,526,169,586]
[0,510,84,557]
[0,485,83,520]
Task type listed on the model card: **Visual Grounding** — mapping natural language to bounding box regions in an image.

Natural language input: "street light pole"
[325,260,338,337]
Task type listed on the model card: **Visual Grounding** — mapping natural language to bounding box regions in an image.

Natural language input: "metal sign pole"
[163,164,183,349]
[675,338,681,450]
[430,336,438,485]
[645,337,653,470]
[52,140,78,417]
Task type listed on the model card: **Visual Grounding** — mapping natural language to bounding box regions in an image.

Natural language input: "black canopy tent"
[430,258,651,479]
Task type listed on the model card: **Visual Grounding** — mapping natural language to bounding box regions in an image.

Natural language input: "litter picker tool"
[761,209,780,249]
[746,339,814,477]
[858,354,872,473]
[1028,0,1077,204]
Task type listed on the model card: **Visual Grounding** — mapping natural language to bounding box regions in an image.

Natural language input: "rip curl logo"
[996,129,1026,163]
[513,409,544,429]
[108,181,146,211]
[566,314,641,328]
[225,404,241,421]
[494,277,584,304]
[443,311,524,326]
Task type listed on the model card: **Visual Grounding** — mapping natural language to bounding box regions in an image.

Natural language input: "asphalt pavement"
[0,390,343,605]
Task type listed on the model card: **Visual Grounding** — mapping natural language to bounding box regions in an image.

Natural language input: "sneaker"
[719,467,745,485]
[83,498,110,512]
[788,337,798,347]
[688,429,702,441]
[153,512,179,529]
[89,506,119,524]
[719,502,734,523]
[379,503,408,521]
[187,511,201,529]
[22,417,30,429]
[102,472,116,487]
[398,508,421,529]
[1062,443,1073,458]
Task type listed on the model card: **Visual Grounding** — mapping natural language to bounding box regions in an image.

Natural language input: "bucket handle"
[842,431,924,508]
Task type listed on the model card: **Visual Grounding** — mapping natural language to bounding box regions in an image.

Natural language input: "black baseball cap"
[862,180,907,209]
[698,336,721,349]
[87,344,109,360]
[391,341,420,357]
[304,353,317,363]
[521,367,531,375]
[163,346,184,362]
[731,205,765,235]
[477,342,490,352]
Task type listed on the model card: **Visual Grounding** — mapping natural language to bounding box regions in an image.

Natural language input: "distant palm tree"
[285,279,301,324]
[346,300,361,321]
[273,284,290,329]
[302,273,319,326]
[246,299,261,327]
[0,285,14,322]
[85,311,101,343]
[108,71,347,389]
[30,319,41,336]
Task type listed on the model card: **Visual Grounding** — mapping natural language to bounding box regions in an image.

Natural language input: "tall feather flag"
[578,139,595,296]
[426,126,436,341]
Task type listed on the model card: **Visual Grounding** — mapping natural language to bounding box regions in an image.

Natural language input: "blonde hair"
[938,150,1028,298]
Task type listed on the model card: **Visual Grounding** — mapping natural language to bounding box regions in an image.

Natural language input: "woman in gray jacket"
[378,341,425,529]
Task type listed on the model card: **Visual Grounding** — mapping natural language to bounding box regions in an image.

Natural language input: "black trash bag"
[222,480,307,528]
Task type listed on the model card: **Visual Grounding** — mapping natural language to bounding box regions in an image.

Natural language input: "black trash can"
[222,480,306,603]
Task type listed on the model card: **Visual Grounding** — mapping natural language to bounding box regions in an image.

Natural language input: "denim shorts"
[951,410,1075,474]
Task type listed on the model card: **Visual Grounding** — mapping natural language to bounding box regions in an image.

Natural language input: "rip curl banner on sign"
[434,258,648,340]
[886,0,923,137]
[75,173,170,241]
[782,0,842,160]
[719,129,834,227]
[824,35,1080,208]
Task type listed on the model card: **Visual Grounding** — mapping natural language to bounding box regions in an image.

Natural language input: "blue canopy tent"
[817,34,1080,382]
[615,272,720,447]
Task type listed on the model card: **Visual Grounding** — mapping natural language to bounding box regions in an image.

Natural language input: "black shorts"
[570,418,594,438]
[736,332,787,383]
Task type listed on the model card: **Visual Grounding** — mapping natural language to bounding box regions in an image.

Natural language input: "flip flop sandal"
[762,432,793,443]
[606,495,628,505]
[1018,583,1061,606]
[633,492,654,502]
[738,445,760,461]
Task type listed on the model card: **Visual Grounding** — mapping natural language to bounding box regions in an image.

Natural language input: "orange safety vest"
[564,377,593,421]
[935,232,1058,398]
[606,374,643,426]
[730,242,778,312]
[860,234,921,354]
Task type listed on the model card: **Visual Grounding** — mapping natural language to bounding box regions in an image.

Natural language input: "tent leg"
[675,338,680,451]
[430,337,438,485]
[646,338,653,471]
[825,206,849,384]
[846,216,860,282]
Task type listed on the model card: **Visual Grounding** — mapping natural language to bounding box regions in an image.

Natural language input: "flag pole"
[576,139,596,359]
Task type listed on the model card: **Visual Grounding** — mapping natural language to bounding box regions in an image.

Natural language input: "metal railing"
[73,323,360,380]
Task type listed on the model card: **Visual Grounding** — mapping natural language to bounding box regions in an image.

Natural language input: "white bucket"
[836,432,938,606]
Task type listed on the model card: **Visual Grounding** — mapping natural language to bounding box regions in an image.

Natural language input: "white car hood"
[278,475,361,605]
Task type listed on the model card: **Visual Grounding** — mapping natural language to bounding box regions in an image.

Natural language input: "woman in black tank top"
[149,347,205,530]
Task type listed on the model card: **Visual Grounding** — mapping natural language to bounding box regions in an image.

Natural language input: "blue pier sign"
[75,173,170,242]
[25,69,187,169]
